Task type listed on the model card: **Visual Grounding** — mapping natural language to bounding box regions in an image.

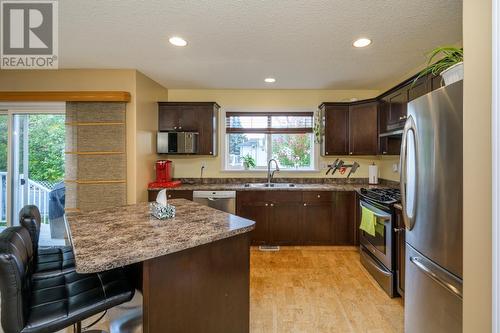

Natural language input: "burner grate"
[359,188,401,205]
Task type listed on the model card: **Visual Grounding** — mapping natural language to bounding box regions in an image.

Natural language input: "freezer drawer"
[405,244,462,333]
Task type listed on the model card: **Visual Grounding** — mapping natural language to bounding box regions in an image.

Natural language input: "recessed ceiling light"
[353,38,372,48]
[169,36,188,47]
[264,77,276,83]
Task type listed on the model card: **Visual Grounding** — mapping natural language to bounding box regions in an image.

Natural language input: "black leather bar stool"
[0,225,135,333]
[19,205,76,279]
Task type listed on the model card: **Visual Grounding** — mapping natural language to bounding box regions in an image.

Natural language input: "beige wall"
[0,69,168,204]
[134,71,168,202]
[167,89,400,181]
[463,0,492,331]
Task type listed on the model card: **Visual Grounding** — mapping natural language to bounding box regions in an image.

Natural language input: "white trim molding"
[493,0,500,330]
[0,102,65,113]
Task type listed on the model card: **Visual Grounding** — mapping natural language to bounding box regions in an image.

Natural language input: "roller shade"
[65,102,127,212]
[225,112,313,134]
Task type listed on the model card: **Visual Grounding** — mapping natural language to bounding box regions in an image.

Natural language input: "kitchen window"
[224,112,315,171]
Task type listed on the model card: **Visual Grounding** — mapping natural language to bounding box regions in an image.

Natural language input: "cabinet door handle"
[303,203,307,206]
[265,203,268,207]
[209,151,213,154]
[325,152,329,155]
[179,126,182,129]
[173,126,177,130]
[349,152,353,155]
[167,194,172,198]
[270,203,274,207]
[317,194,321,198]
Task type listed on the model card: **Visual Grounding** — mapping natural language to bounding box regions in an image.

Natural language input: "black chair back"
[0,226,34,333]
[19,205,41,253]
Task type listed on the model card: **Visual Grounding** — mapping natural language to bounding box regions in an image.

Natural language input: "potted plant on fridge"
[415,46,463,86]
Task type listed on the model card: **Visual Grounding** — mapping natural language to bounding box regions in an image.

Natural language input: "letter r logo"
[1,2,54,55]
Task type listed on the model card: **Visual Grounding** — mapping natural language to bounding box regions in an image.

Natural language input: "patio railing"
[0,171,52,224]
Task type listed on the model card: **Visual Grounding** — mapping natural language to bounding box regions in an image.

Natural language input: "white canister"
[368,163,378,185]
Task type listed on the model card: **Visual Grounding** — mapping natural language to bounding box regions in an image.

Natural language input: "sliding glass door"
[0,104,66,245]
[0,114,7,228]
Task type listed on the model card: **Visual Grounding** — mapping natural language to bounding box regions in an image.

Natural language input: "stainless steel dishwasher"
[192,191,236,214]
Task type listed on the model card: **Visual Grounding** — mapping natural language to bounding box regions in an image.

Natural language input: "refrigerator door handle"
[410,256,463,299]
[400,115,418,230]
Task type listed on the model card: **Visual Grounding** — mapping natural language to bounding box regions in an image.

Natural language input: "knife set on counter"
[150,189,176,219]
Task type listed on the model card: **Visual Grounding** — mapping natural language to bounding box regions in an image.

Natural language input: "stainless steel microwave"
[157,132,198,154]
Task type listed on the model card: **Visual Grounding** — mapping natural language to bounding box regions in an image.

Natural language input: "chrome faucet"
[267,159,280,186]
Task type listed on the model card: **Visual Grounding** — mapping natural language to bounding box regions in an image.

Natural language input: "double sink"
[244,183,296,188]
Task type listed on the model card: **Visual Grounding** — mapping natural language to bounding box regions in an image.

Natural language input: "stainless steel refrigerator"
[400,80,463,333]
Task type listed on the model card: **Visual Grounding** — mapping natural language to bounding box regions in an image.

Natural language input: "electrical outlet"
[392,163,399,173]
[320,162,328,169]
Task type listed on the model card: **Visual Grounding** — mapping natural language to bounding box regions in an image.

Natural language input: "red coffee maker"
[155,160,172,182]
[148,160,181,189]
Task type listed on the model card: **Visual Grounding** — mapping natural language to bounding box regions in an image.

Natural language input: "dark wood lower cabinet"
[270,201,301,244]
[333,191,356,245]
[395,207,405,297]
[148,189,193,202]
[142,233,250,333]
[236,193,269,245]
[236,190,357,245]
[301,201,333,244]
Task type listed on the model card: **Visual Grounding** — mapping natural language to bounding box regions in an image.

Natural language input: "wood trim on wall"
[65,179,126,184]
[0,91,131,102]
[65,122,125,126]
[65,151,125,155]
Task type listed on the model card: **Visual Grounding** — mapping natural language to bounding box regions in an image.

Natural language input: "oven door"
[359,200,393,270]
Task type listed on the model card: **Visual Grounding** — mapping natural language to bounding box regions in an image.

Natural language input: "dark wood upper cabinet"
[348,101,378,155]
[408,75,431,102]
[320,104,349,156]
[158,102,219,156]
[378,98,390,134]
[320,101,378,156]
[431,74,445,91]
[386,88,408,131]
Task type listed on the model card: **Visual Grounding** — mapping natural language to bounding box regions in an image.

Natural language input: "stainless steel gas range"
[356,187,401,298]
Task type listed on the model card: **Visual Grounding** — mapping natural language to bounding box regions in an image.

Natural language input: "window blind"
[225,112,313,134]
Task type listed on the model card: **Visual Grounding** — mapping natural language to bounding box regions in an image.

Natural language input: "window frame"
[222,110,319,172]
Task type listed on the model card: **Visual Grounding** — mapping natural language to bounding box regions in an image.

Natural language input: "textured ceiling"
[59,0,462,89]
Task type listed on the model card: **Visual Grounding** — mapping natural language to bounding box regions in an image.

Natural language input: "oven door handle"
[359,201,391,220]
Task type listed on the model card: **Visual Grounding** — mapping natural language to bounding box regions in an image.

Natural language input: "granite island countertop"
[148,179,399,192]
[65,199,255,274]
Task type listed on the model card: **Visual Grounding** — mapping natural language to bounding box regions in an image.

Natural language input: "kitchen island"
[65,199,255,333]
